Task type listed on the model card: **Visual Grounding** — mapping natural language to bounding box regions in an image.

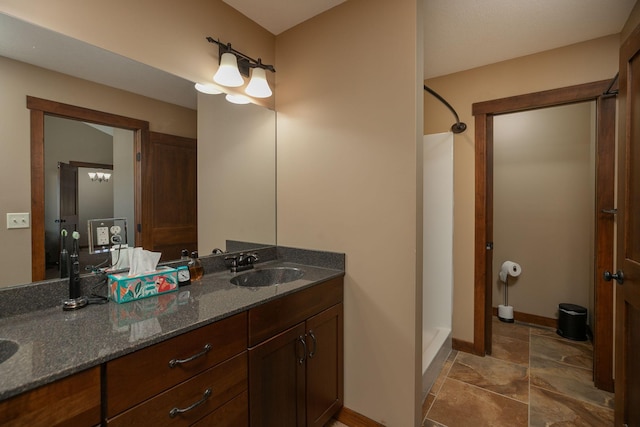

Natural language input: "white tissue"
[127,247,162,277]
[499,261,522,283]
[110,245,131,271]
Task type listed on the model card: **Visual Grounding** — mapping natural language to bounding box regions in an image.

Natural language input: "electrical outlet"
[97,226,109,245]
[7,213,30,229]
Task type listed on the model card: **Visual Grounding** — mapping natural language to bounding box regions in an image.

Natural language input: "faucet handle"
[224,256,238,268]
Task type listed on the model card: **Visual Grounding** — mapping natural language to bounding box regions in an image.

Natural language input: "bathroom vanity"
[0,249,344,427]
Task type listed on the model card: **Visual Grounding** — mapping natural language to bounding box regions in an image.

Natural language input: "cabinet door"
[306,303,344,427]
[249,322,306,427]
[0,367,100,427]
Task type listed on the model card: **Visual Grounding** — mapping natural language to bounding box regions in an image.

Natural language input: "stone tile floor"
[422,317,614,426]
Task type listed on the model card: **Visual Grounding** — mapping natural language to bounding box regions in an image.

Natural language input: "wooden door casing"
[615,21,640,427]
[28,96,147,282]
[472,81,617,391]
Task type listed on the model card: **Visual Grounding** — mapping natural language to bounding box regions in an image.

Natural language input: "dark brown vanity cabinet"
[248,277,344,427]
[0,367,100,427]
[104,312,248,426]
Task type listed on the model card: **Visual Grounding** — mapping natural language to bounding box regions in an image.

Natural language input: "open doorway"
[472,80,616,391]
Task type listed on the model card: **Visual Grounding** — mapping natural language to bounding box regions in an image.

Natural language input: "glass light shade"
[96,172,104,180]
[213,53,244,87]
[245,67,272,98]
[194,83,223,94]
[88,172,96,180]
[103,173,111,182]
[225,94,251,105]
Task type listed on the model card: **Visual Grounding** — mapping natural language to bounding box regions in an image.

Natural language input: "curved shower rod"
[424,85,467,134]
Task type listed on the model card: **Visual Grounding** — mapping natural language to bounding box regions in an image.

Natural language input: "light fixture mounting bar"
[206,37,275,77]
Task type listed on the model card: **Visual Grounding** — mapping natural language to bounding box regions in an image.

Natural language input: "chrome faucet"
[225,252,259,273]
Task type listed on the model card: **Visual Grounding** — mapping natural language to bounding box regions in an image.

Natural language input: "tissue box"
[108,266,179,304]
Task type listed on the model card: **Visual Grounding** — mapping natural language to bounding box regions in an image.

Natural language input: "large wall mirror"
[0,13,276,288]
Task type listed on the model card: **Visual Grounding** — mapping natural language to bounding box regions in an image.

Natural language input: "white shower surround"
[422,132,454,398]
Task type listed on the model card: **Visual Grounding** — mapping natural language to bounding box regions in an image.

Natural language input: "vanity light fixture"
[194,83,223,94]
[88,171,111,182]
[213,51,245,87]
[206,37,275,99]
[225,94,251,105]
[245,65,272,98]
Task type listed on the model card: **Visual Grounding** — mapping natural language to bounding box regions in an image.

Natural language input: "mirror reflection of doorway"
[44,116,134,279]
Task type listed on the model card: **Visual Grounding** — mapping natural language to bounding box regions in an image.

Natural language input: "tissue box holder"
[108,266,178,304]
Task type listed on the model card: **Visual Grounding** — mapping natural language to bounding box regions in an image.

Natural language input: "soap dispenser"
[188,251,204,281]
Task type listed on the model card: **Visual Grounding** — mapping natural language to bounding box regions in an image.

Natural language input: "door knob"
[603,270,624,285]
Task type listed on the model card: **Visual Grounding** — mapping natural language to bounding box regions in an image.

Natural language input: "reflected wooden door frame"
[27,96,149,281]
[471,80,616,391]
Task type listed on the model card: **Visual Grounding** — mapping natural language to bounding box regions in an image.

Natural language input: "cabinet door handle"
[308,330,317,358]
[169,388,212,418]
[296,335,307,365]
[168,343,212,368]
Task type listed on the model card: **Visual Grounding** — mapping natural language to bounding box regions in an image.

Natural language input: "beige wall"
[425,34,620,343]
[492,102,596,320]
[0,56,196,287]
[0,0,276,108]
[197,93,276,252]
[276,0,423,424]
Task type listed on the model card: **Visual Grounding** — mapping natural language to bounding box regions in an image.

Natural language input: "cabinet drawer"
[248,276,343,347]
[192,390,248,427]
[107,351,247,426]
[106,312,247,417]
[0,367,100,427]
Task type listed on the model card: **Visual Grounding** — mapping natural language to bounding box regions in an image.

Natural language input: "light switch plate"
[7,213,30,229]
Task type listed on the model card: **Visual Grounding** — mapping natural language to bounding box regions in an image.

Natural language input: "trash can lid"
[559,303,587,314]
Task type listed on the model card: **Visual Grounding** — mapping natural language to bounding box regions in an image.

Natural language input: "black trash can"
[557,303,588,341]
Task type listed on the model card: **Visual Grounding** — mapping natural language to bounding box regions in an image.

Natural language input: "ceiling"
[226,0,637,78]
[222,0,347,36]
[0,0,636,110]
[422,0,637,78]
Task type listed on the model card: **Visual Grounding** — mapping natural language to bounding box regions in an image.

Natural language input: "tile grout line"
[444,377,530,407]
[423,350,458,427]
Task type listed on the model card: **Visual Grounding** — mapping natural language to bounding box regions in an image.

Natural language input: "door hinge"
[136,152,141,161]
[486,242,494,250]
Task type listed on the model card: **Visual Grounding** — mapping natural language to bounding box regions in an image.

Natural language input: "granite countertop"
[0,257,344,401]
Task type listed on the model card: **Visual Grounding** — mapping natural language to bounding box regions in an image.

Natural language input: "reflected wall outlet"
[97,226,109,245]
[7,213,30,229]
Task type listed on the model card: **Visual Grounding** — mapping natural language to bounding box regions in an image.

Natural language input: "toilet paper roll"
[499,261,522,283]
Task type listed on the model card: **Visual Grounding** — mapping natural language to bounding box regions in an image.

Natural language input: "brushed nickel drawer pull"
[168,343,212,368]
[169,388,212,418]
[296,335,307,365]
[308,330,317,358]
